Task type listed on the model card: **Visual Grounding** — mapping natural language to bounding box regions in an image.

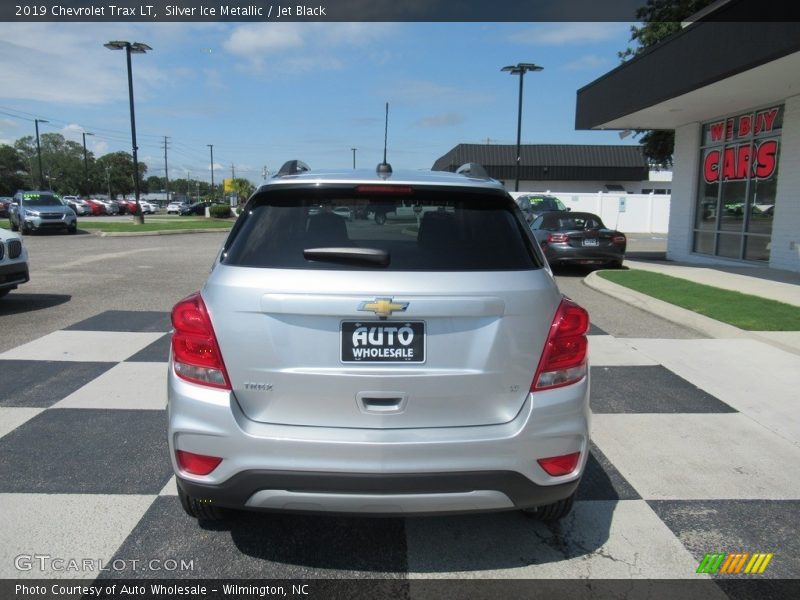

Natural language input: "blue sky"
[0,22,637,184]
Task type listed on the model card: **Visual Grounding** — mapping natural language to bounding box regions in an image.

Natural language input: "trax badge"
[358,298,408,318]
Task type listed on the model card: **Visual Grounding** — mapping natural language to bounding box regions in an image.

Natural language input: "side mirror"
[566,207,571,212]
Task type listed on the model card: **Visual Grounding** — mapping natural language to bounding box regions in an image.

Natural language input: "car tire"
[20,222,30,235]
[609,260,623,269]
[10,220,18,232]
[524,490,576,522]
[67,223,77,234]
[177,485,226,521]
[374,212,386,225]
[0,289,10,298]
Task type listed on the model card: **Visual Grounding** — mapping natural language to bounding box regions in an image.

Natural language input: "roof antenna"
[376,102,392,176]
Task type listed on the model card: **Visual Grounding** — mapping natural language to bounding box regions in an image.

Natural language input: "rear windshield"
[222,186,542,271]
[538,213,605,231]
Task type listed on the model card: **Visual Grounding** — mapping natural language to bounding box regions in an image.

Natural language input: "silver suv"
[9,191,78,234]
[168,162,590,522]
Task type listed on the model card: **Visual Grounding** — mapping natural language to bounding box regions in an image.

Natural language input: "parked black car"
[531,211,626,268]
[180,201,211,216]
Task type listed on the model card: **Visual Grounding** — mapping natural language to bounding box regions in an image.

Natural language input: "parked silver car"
[9,191,77,234]
[168,161,591,522]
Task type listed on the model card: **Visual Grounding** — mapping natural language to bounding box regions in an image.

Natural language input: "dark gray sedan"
[531,211,626,268]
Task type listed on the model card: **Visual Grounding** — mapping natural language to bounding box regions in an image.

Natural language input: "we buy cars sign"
[702,107,780,184]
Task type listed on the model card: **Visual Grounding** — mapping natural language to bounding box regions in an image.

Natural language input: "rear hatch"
[205,184,561,429]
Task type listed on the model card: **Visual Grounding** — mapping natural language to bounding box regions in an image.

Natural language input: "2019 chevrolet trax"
[168,161,590,521]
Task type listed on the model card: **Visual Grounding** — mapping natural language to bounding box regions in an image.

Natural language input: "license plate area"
[582,238,599,247]
[341,321,425,363]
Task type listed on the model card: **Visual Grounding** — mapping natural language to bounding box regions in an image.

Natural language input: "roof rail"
[455,163,489,179]
[276,160,311,177]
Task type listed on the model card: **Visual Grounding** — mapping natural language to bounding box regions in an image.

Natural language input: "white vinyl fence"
[512,192,671,234]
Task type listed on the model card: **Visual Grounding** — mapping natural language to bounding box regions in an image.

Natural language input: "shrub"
[209,203,231,218]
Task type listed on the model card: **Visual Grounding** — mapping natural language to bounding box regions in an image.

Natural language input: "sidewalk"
[585,259,800,356]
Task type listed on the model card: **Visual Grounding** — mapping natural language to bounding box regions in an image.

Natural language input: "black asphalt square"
[126,334,172,363]
[66,310,171,333]
[577,442,641,501]
[590,365,737,413]
[0,408,173,494]
[649,500,800,579]
[101,496,407,579]
[588,323,607,335]
[0,359,115,408]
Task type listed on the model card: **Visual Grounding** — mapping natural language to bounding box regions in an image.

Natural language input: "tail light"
[171,292,231,390]
[538,452,581,477]
[176,450,222,475]
[532,298,589,390]
[612,234,626,245]
[546,233,569,244]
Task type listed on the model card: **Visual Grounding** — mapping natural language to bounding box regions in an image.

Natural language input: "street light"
[105,40,151,224]
[207,144,214,201]
[501,62,543,192]
[82,132,94,195]
[34,119,48,189]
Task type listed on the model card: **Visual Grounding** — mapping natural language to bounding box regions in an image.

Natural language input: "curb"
[584,271,800,356]
[91,228,232,237]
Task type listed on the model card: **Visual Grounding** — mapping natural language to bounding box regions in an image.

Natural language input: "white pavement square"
[54,362,169,410]
[0,408,44,439]
[0,494,156,579]
[0,331,165,363]
[588,335,659,366]
[591,413,800,500]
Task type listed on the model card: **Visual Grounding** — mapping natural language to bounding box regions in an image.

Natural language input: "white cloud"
[415,113,465,128]
[222,23,397,72]
[509,23,629,46]
[563,54,610,71]
[92,141,109,154]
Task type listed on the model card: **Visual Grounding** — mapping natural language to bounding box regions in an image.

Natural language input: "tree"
[14,133,90,193]
[619,0,716,166]
[94,152,147,199]
[145,175,166,194]
[0,145,27,195]
[229,178,255,204]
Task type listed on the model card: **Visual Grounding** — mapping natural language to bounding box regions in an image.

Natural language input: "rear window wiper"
[303,247,390,267]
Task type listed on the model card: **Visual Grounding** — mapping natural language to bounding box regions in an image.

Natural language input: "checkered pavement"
[1,311,798,582]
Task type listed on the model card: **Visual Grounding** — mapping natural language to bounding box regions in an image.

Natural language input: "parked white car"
[167,202,188,214]
[138,201,157,214]
[0,227,29,298]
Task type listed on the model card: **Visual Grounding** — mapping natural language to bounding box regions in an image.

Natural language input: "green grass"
[598,270,800,331]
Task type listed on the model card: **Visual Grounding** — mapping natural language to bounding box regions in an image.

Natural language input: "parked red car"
[83,199,106,215]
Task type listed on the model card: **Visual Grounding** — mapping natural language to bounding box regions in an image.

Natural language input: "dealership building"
[575,0,800,272]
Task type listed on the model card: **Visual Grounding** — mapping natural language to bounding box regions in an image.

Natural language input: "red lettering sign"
[702,141,778,183]
[704,150,720,183]
[755,140,778,179]
[755,108,779,134]
[726,118,735,141]
[738,114,752,138]
[709,122,725,143]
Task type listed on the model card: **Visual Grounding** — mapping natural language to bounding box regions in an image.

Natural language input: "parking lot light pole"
[207,144,214,202]
[501,63,543,192]
[82,132,94,196]
[34,119,48,189]
[105,40,151,224]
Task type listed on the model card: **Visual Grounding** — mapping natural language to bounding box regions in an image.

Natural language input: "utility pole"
[163,136,170,204]
[351,147,357,169]
[262,166,267,181]
[231,163,235,180]
[82,131,94,195]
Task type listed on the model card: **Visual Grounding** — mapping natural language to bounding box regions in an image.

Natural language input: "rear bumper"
[544,245,625,265]
[167,366,590,515]
[176,469,581,516]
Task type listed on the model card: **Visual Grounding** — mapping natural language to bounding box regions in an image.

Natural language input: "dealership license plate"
[341,321,425,363]
[582,238,599,247]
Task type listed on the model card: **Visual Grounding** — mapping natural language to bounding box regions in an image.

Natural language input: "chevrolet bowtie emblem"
[358,298,409,318]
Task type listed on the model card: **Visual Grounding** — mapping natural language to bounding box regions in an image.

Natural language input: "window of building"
[693,106,781,262]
